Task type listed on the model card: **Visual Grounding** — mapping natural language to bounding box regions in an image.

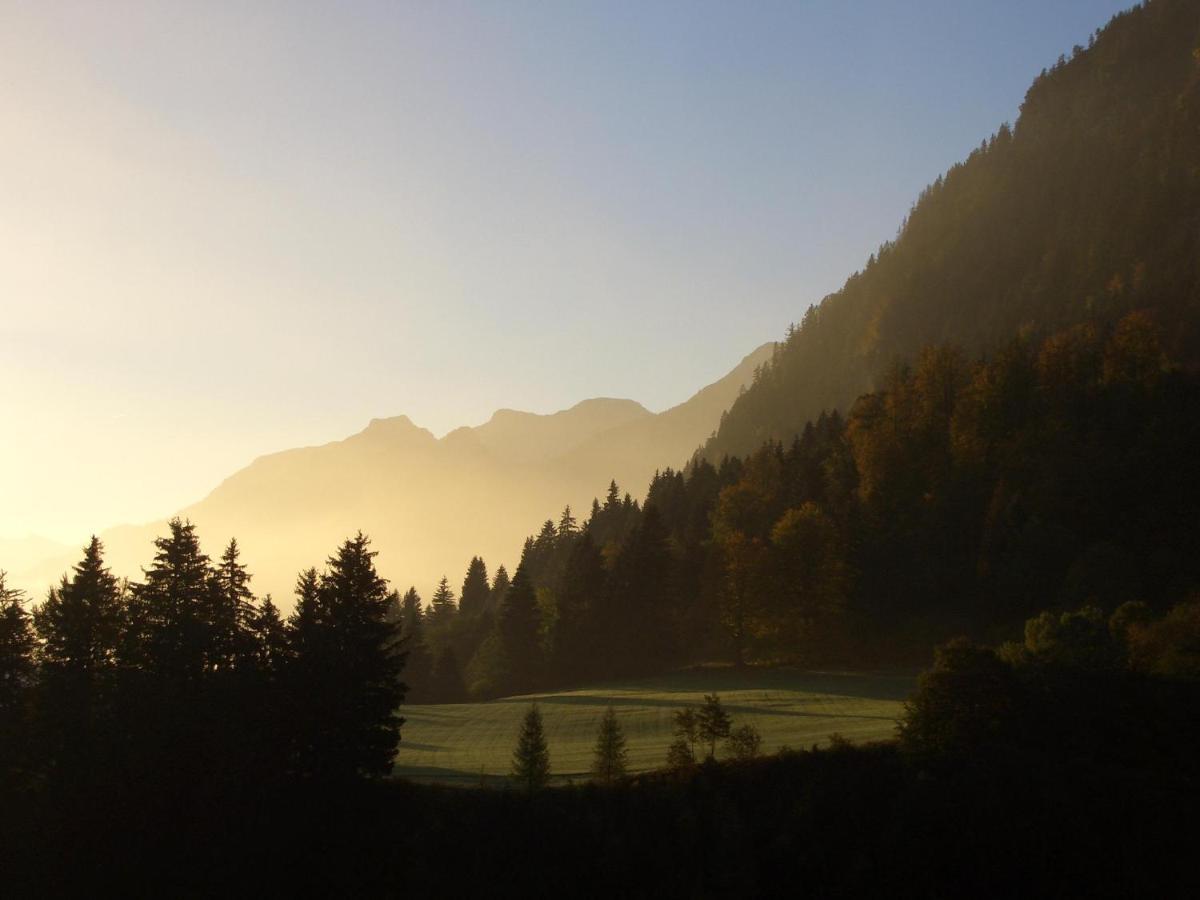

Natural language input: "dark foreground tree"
[287,533,406,779]
[32,537,123,776]
[512,703,550,791]
[590,706,628,784]
[0,573,34,779]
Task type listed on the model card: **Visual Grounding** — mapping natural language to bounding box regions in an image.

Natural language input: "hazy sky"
[2,0,1132,544]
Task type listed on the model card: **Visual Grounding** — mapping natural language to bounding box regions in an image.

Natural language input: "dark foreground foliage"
[2,730,1196,898]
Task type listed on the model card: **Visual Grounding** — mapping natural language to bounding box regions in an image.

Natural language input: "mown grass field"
[391,668,914,785]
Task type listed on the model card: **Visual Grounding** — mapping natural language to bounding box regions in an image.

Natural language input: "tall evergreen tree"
[426,576,457,634]
[557,505,577,537]
[0,573,34,780]
[459,557,490,618]
[32,537,124,775]
[497,563,542,695]
[396,587,431,700]
[286,534,406,779]
[34,536,122,673]
[123,519,214,680]
[209,537,256,669]
[489,565,511,614]
[511,703,550,791]
[590,705,628,784]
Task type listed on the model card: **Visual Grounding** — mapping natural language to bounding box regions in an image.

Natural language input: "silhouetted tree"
[459,557,490,618]
[286,534,406,779]
[590,706,628,784]
[497,563,542,695]
[512,703,550,791]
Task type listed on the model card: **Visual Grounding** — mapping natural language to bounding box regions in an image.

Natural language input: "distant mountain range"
[9,344,773,603]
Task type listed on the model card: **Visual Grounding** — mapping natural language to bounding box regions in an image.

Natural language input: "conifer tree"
[0,573,34,720]
[250,595,289,674]
[557,505,577,537]
[210,537,256,669]
[286,534,406,779]
[512,703,550,791]
[396,587,431,699]
[0,573,34,779]
[426,576,457,633]
[124,519,215,680]
[459,557,491,617]
[489,566,511,613]
[497,563,542,695]
[34,536,122,673]
[32,538,124,773]
[590,705,628,784]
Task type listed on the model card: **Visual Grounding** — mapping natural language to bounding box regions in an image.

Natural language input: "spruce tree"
[124,518,214,680]
[590,705,628,784]
[426,576,457,633]
[557,505,577,537]
[0,573,34,717]
[512,703,550,791]
[497,563,542,695]
[489,565,511,613]
[210,537,256,669]
[34,536,122,672]
[250,595,289,675]
[32,537,123,774]
[459,557,490,618]
[286,534,406,779]
[0,573,34,779]
[396,587,431,700]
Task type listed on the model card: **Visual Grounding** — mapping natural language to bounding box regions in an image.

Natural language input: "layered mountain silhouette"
[14,344,773,603]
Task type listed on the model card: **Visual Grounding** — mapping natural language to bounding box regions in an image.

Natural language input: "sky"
[0,0,1134,545]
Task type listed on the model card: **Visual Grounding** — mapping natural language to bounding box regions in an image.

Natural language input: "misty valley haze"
[8,344,773,604]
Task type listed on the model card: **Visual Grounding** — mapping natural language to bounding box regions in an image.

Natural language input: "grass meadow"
[391,667,914,785]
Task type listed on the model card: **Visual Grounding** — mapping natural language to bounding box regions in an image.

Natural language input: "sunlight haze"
[2,0,1130,546]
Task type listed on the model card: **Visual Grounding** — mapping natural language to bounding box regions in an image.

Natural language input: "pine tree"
[512,703,550,791]
[489,565,511,613]
[497,563,542,695]
[557,505,577,537]
[396,587,431,700]
[34,536,122,672]
[426,576,457,633]
[124,519,214,680]
[210,537,256,669]
[286,534,406,779]
[250,595,289,674]
[0,573,34,719]
[459,557,490,618]
[32,538,124,774]
[0,572,34,779]
[590,705,628,784]
[605,480,621,511]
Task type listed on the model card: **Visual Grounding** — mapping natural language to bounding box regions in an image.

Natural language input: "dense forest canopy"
[702,0,1200,462]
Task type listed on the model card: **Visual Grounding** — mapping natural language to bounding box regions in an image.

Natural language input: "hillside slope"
[702,0,1200,461]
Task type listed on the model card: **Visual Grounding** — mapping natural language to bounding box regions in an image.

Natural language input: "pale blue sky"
[1,0,1134,542]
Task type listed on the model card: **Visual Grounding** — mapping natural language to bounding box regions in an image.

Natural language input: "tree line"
[399,311,1200,701]
[0,524,404,797]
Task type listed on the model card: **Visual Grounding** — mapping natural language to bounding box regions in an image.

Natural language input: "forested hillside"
[703,0,1200,461]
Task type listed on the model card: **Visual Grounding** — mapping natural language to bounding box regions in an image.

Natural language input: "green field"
[391,668,914,785]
